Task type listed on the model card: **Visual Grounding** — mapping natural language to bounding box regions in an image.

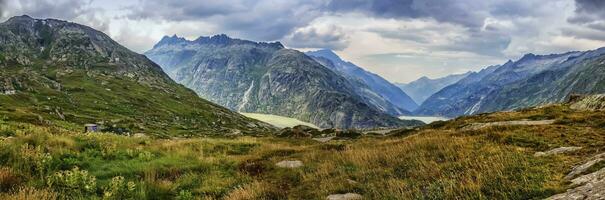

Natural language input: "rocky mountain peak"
[519,53,537,61]
[307,49,343,63]
[154,34,188,48]
[6,15,34,23]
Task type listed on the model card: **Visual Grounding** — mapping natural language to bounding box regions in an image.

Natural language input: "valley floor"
[239,113,319,129]
[0,105,604,199]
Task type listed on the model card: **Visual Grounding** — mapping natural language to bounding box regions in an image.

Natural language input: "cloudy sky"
[1,0,605,83]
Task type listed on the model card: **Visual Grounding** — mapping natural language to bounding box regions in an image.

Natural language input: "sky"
[1,0,605,83]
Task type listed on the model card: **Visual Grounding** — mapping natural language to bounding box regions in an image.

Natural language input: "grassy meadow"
[0,105,604,199]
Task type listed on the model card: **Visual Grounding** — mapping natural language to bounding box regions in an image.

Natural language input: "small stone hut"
[84,124,98,132]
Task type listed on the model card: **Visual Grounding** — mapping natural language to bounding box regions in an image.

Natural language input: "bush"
[46,167,97,196]
[15,144,53,178]
[103,176,136,200]
[176,190,194,200]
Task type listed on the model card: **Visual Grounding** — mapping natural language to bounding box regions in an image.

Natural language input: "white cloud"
[1,0,604,82]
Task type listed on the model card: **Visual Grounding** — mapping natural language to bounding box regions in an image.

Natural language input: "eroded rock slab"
[534,147,582,157]
[275,160,303,168]
[546,168,605,200]
[462,120,555,130]
[565,153,605,180]
[327,193,363,200]
[312,136,335,143]
[570,94,605,111]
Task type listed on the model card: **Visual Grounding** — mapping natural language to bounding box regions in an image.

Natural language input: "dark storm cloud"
[326,0,487,28]
[437,31,512,57]
[127,1,248,21]
[127,0,323,41]
[3,0,91,20]
[124,0,550,55]
[284,25,350,50]
[566,0,605,41]
[568,0,605,24]
[127,0,514,41]
[574,0,605,16]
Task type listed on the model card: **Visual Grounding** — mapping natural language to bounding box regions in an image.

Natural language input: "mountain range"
[145,35,421,129]
[306,49,417,114]
[0,15,274,136]
[396,72,471,105]
[416,48,605,117]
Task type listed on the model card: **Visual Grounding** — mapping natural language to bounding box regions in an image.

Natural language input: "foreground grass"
[0,105,603,199]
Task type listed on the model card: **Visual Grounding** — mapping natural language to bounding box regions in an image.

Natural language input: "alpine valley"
[145,35,421,129]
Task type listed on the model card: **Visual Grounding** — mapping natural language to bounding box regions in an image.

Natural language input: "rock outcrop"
[534,147,582,157]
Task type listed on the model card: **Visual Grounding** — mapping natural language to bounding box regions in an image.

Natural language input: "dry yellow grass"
[0,104,603,199]
[0,187,58,200]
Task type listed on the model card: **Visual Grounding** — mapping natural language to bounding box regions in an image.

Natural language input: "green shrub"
[46,167,97,196]
[103,176,136,200]
[15,144,53,178]
[175,190,194,200]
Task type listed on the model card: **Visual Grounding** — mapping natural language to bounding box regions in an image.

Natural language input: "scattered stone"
[534,147,582,157]
[275,160,303,168]
[462,120,555,130]
[312,136,335,143]
[1,89,16,95]
[327,193,363,200]
[346,179,358,184]
[565,153,605,180]
[132,133,147,138]
[546,168,605,200]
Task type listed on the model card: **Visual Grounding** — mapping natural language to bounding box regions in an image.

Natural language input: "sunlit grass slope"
[0,104,603,199]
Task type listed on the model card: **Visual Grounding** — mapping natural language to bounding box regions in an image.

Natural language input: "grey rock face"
[565,153,605,180]
[306,49,416,114]
[570,94,605,111]
[547,154,605,200]
[417,48,605,117]
[146,35,421,129]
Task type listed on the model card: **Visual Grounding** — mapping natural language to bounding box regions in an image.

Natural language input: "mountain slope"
[478,48,605,111]
[145,35,420,129]
[396,72,470,105]
[0,15,274,137]
[416,48,605,117]
[306,49,417,113]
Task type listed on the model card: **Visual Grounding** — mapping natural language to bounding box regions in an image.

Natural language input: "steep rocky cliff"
[145,35,421,129]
